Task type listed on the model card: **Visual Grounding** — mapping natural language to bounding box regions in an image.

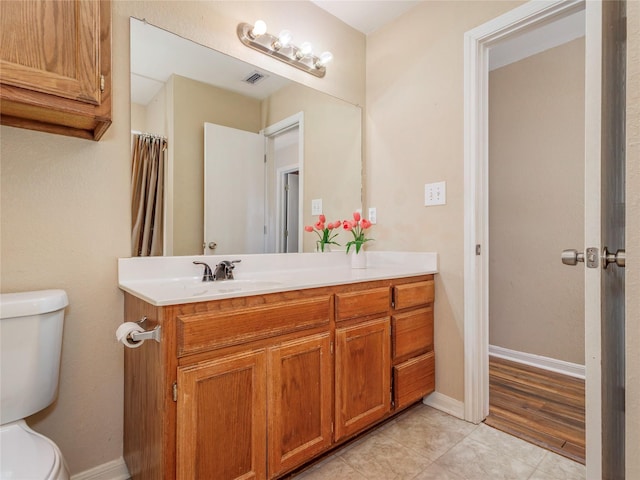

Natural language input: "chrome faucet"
[193,261,214,282]
[213,260,241,280]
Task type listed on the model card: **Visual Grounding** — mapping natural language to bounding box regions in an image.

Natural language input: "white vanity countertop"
[118,251,438,306]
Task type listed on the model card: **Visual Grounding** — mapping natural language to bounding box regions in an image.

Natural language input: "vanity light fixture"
[237,20,332,78]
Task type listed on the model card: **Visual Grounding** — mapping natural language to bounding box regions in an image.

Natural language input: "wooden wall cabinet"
[0,0,112,140]
[124,275,435,479]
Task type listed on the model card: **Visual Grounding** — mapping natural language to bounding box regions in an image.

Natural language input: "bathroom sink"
[183,279,283,297]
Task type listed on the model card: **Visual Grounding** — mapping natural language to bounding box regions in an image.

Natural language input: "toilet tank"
[0,290,68,425]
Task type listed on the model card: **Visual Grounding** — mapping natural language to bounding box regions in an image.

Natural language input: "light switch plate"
[311,198,323,215]
[424,181,446,206]
[368,207,377,224]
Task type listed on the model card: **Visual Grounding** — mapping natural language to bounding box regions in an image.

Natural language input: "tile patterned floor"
[293,404,586,480]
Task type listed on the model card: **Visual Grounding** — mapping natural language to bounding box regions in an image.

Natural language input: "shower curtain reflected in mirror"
[131,133,166,256]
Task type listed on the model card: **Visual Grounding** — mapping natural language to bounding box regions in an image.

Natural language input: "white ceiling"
[310,0,422,34]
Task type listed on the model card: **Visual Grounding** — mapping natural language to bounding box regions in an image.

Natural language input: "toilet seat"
[0,420,68,480]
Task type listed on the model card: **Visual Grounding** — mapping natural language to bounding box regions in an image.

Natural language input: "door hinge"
[330,341,334,355]
[331,422,334,433]
[264,154,267,163]
[264,225,267,235]
[476,244,481,255]
[100,74,105,92]
[172,382,178,402]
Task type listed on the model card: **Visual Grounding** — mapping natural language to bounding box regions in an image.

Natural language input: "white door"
[204,123,265,255]
[580,1,626,477]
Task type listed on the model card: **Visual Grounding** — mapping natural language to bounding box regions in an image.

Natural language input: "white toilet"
[0,289,70,480]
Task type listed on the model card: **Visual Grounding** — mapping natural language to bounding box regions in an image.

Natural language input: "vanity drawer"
[393,351,435,409]
[177,296,331,356]
[392,280,434,310]
[335,287,390,322]
[392,307,433,361]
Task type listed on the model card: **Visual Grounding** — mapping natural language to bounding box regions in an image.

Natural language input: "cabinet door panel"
[392,307,433,362]
[335,317,391,440]
[335,287,389,322]
[0,0,101,103]
[393,280,434,310]
[177,350,267,480]
[268,333,332,476]
[393,352,435,410]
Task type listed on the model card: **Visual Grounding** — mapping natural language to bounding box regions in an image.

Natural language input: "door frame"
[276,167,300,253]
[263,112,304,253]
[463,0,598,469]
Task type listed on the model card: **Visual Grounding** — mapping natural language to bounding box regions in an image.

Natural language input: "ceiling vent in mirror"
[243,70,268,85]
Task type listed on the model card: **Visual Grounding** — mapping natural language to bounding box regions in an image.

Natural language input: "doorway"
[263,112,304,254]
[463,1,626,478]
[485,27,586,463]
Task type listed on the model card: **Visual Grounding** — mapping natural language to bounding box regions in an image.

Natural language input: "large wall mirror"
[130,18,362,256]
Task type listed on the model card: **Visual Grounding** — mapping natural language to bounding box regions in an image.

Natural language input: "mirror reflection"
[129,18,362,256]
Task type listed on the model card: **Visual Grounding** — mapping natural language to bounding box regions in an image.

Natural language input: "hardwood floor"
[485,356,586,464]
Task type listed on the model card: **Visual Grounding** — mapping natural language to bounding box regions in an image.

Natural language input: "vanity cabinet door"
[335,317,391,441]
[176,350,267,480]
[267,333,333,477]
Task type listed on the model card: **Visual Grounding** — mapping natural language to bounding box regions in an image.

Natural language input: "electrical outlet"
[368,207,377,224]
[311,198,323,215]
[424,181,446,206]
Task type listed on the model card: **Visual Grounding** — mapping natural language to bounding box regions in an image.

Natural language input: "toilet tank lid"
[0,290,68,319]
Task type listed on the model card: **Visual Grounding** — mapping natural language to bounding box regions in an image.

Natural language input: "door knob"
[208,242,217,251]
[561,247,599,268]
[602,247,625,268]
[561,249,585,266]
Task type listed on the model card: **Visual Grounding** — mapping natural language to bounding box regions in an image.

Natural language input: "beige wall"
[365,0,524,402]
[263,82,362,252]
[626,1,640,478]
[172,74,262,255]
[0,1,364,474]
[1,0,638,475]
[488,38,585,365]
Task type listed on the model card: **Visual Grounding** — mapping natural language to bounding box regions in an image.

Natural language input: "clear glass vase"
[350,251,366,269]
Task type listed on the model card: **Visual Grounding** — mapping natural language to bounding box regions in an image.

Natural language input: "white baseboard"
[422,391,465,419]
[489,344,585,379]
[70,457,130,480]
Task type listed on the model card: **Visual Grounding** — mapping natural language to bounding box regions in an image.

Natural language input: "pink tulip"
[335,220,342,228]
[343,221,353,231]
[315,221,324,230]
[361,219,372,229]
[319,214,326,223]
[304,225,314,232]
[353,211,361,222]
[327,222,336,230]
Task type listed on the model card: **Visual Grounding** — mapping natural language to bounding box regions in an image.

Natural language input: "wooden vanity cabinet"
[177,349,268,479]
[123,275,435,480]
[391,280,436,409]
[267,333,333,476]
[334,287,391,441]
[0,0,112,140]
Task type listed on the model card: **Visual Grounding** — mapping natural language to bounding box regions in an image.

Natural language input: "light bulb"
[300,42,313,56]
[272,30,292,50]
[251,20,267,37]
[316,51,333,67]
[278,30,292,47]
